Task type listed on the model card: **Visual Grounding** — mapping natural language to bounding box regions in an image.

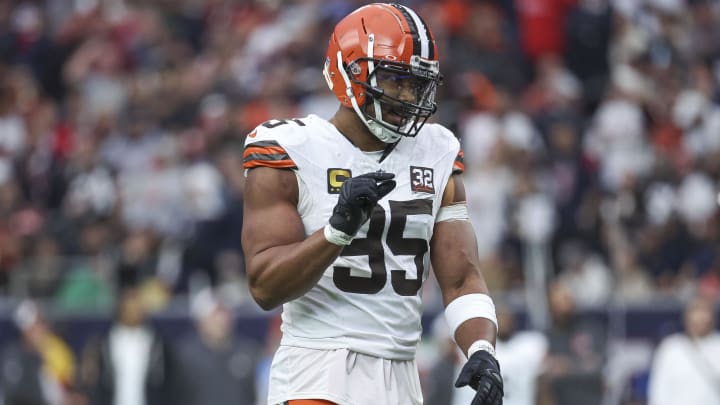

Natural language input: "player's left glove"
[326,171,396,243]
[455,350,503,405]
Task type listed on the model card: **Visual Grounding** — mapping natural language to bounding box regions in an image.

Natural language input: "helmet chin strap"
[336,35,401,144]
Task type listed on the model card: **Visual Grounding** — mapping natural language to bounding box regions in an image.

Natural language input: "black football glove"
[455,350,504,405]
[329,171,396,237]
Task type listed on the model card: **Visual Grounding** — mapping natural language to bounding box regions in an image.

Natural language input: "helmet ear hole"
[348,62,362,76]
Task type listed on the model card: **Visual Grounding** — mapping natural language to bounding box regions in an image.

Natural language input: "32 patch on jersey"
[410,166,434,194]
[327,168,352,194]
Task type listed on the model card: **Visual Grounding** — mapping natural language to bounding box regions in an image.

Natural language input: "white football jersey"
[244,114,463,360]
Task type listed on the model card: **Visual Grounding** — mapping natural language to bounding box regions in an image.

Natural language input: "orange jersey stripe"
[453,161,465,173]
[243,159,297,169]
[453,148,465,174]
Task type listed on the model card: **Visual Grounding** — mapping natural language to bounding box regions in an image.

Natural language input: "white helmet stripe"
[399,5,430,59]
[366,34,383,124]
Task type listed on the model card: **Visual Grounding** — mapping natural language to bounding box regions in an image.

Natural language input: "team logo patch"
[327,168,352,194]
[410,166,434,194]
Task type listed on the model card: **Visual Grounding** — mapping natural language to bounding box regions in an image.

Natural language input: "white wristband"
[444,293,498,340]
[323,224,354,246]
[467,339,496,359]
[436,202,469,223]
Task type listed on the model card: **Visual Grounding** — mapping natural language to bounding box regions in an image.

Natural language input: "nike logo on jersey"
[410,166,434,194]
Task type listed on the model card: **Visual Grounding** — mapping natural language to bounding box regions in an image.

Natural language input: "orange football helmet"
[324,3,442,143]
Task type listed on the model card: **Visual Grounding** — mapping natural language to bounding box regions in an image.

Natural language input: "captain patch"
[327,168,352,194]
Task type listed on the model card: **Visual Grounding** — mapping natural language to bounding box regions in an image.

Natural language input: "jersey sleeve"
[452,149,465,174]
[242,126,298,170]
[428,123,463,176]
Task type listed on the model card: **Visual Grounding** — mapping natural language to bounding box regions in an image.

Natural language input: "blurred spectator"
[564,0,612,111]
[115,230,159,285]
[62,136,116,221]
[449,2,527,95]
[63,35,128,127]
[178,152,245,293]
[0,300,78,405]
[424,305,547,405]
[424,314,463,405]
[0,72,26,187]
[647,295,720,405]
[583,96,654,193]
[495,306,548,405]
[85,284,179,405]
[537,281,606,405]
[555,241,613,306]
[20,234,64,298]
[176,288,258,405]
[53,219,115,313]
[607,239,655,305]
[515,0,576,62]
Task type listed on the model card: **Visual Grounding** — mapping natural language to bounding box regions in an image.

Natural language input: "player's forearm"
[441,273,497,351]
[432,220,498,351]
[247,230,342,310]
[455,317,497,355]
[440,268,490,305]
[435,247,492,310]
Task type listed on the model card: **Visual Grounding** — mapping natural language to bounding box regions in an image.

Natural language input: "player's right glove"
[455,350,504,405]
[326,172,396,245]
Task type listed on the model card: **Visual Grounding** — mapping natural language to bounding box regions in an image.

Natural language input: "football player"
[242,3,503,404]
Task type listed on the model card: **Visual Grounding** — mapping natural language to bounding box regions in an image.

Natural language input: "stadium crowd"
[1,0,720,404]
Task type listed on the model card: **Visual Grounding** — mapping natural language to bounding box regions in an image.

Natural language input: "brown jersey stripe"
[246,140,284,148]
[243,152,293,163]
[243,145,289,158]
